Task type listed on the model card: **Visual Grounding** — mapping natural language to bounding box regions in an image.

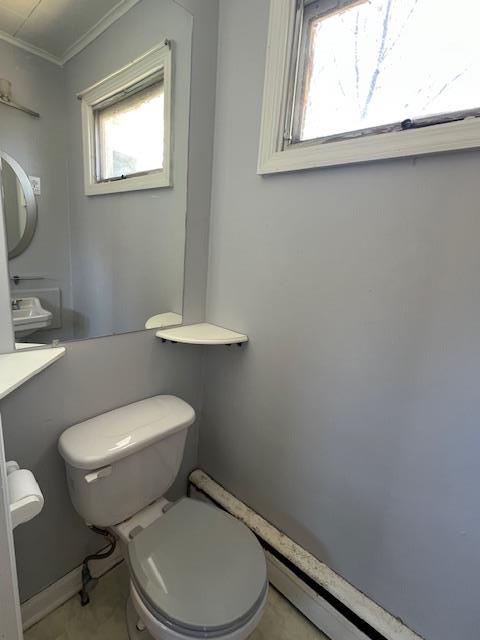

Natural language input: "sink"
[11,297,52,337]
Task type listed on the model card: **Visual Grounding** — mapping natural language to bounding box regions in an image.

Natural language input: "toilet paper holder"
[6,461,44,529]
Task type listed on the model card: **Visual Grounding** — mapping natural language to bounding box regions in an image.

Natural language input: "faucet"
[11,299,20,310]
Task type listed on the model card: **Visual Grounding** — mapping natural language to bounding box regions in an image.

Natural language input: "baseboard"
[20,546,124,631]
[190,470,425,640]
[266,550,369,640]
[189,484,368,640]
[20,477,419,640]
[19,530,366,640]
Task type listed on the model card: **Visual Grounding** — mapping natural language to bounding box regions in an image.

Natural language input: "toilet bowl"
[127,498,268,640]
[58,395,268,640]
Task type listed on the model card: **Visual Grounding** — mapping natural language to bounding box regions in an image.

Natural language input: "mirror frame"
[0,151,37,259]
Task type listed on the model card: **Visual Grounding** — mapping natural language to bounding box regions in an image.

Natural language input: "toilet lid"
[128,498,267,634]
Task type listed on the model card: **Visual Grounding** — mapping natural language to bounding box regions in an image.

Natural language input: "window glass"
[294,0,480,142]
[95,80,164,181]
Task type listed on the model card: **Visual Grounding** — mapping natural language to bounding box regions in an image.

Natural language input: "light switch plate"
[29,176,41,195]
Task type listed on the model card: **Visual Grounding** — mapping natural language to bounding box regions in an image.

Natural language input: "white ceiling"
[0,0,131,62]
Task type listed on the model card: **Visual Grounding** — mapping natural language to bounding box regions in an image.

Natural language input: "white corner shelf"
[0,347,65,400]
[156,323,248,346]
[145,312,183,330]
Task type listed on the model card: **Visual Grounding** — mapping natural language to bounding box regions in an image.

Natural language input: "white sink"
[11,297,52,337]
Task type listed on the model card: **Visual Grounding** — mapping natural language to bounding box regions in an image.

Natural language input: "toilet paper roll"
[8,469,44,529]
[6,460,19,476]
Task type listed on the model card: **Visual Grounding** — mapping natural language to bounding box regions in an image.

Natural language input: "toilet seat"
[129,581,268,640]
[128,498,268,638]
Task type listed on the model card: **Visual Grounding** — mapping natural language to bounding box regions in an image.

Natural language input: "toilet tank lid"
[58,395,195,470]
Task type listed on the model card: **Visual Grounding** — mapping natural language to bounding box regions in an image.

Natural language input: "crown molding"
[0,30,62,67]
[0,0,141,69]
[60,0,141,65]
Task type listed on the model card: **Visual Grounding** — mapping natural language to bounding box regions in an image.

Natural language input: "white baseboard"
[190,484,368,640]
[20,541,365,640]
[19,481,406,640]
[20,546,124,631]
[190,470,424,640]
[266,550,369,640]
[20,542,364,640]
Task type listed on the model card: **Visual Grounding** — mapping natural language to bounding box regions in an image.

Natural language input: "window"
[80,42,172,195]
[95,78,164,182]
[258,0,480,174]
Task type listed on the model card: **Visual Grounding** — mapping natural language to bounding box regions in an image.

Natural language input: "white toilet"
[58,395,268,640]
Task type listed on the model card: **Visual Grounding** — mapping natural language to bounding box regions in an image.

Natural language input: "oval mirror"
[0,151,37,259]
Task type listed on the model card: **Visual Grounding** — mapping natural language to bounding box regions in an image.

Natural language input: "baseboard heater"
[188,470,424,640]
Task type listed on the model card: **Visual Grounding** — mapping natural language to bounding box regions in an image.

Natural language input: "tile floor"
[24,562,328,640]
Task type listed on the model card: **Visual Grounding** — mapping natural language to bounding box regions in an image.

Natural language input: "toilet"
[58,395,268,640]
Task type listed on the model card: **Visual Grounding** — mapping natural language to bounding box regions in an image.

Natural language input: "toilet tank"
[58,396,195,527]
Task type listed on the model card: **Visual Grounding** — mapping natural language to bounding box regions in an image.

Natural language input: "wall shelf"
[0,347,65,400]
[145,312,183,330]
[156,323,248,346]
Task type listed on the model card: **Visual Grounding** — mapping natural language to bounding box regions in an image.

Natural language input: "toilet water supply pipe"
[79,526,117,606]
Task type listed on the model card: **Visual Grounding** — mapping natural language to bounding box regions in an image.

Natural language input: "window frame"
[257,0,480,175]
[79,42,172,196]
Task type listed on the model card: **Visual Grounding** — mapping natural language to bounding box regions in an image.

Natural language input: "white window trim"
[258,0,480,175]
[79,41,172,196]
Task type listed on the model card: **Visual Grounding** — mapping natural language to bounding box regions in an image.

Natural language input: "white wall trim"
[0,0,141,69]
[21,547,123,631]
[257,0,480,174]
[20,509,365,640]
[0,29,62,67]
[257,0,296,174]
[266,551,370,640]
[190,470,426,640]
[60,0,142,65]
[190,483,369,640]
[79,42,173,196]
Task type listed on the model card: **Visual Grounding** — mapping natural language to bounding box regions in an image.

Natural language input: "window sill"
[85,170,171,196]
[258,117,480,175]
[257,0,480,175]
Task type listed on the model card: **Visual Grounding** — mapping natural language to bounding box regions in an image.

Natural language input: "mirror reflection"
[2,161,26,255]
[3,162,26,254]
[0,151,38,261]
[0,0,191,348]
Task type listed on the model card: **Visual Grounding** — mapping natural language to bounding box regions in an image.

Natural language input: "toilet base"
[127,597,154,640]
[129,579,268,640]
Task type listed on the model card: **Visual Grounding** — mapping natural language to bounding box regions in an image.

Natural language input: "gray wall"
[0,0,218,603]
[0,40,73,332]
[199,2,480,640]
[64,0,192,339]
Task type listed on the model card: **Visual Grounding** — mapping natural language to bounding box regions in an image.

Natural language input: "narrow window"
[288,0,480,145]
[258,0,480,173]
